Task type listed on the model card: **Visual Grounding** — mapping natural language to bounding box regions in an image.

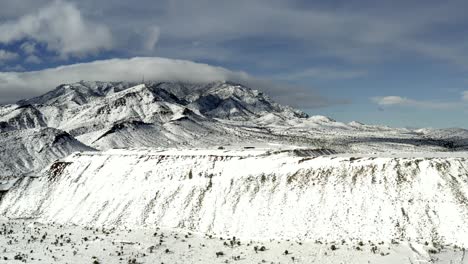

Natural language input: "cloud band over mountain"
[0,57,331,108]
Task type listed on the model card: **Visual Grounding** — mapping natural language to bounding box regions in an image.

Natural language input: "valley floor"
[0,218,466,264]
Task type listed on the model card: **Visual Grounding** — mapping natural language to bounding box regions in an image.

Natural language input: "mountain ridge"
[1,80,467,178]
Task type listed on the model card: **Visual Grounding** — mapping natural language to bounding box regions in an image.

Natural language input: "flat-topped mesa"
[1,149,468,247]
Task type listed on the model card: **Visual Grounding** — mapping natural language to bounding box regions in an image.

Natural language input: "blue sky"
[0,0,467,128]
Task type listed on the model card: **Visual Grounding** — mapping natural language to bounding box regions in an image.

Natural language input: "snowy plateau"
[1,81,468,263]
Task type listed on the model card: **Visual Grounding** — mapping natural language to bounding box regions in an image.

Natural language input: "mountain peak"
[2,80,313,148]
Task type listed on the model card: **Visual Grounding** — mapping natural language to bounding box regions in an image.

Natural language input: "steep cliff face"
[1,150,468,246]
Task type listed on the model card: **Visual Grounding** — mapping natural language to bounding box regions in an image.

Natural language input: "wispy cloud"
[0,50,18,62]
[142,26,160,52]
[2,65,25,72]
[371,95,464,110]
[274,67,367,81]
[462,91,468,102]
[128,0,468,66]
[25,55,42,64]
[19,42,37,55]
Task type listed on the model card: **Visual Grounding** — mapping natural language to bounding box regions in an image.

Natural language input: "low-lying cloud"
[0,57,331,108]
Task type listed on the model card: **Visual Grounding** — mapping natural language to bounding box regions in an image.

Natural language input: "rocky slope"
[2,149,468,247]
[0,128,94,179]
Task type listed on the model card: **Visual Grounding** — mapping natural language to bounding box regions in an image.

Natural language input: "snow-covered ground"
[1,217,466,264]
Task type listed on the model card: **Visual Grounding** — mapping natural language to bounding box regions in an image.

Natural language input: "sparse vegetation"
[0,218,465,263]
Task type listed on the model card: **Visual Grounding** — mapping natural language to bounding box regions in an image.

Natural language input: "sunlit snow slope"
[2,150,468,247]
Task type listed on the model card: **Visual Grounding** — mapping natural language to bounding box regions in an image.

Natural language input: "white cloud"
[372,96,409,106]
[0,50,18,62]
[0,0,112,58]
[143,26,160,51]
[0,57,330,108]
[20,42,37,55]
[372,96,460,110]
[0,57,243,93]
[0,57,245,103]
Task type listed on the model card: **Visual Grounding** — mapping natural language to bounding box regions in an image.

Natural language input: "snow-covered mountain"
[1,80,467,177]
[5,81,312,148]
[0,81,308,176]
[0,127,94,179]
